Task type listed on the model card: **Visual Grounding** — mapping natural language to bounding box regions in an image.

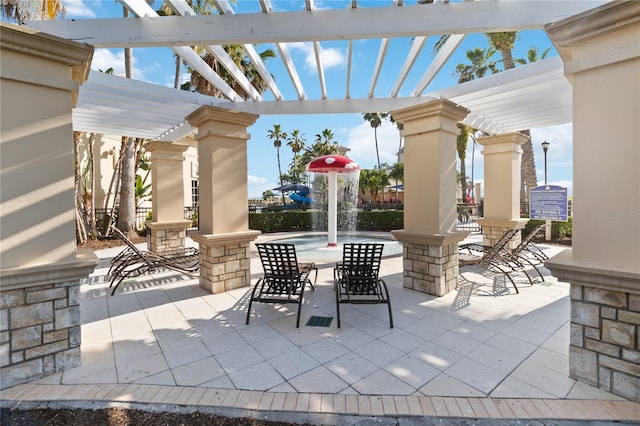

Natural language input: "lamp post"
[541,141,551,240]
[541,141,550,185]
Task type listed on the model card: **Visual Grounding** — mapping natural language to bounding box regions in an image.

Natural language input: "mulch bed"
[1,407,310,426]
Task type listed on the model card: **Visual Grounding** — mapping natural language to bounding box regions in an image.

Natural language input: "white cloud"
[289,42,346,72]
[90,49,146,81]
[343,120,402,169]
[248,175,276,199]
[62,0,95,18]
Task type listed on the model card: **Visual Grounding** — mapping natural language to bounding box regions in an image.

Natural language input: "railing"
[94,207,199,234]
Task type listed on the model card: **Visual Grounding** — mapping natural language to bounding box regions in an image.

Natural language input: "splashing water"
[308,172,360,234]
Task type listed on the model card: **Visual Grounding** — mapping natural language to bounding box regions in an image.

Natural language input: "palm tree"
[485,32,538,198]
[454,48,498,83]
[301,139,339,167]
[268,124,287,202]
[515,46,551,65]
[486,32,518,70]
[358,169,374,204]
[286,130,306,182]
[363,112,389,170]
[186,46,276,100]
[389,162,404,203]
[1,0,65,23]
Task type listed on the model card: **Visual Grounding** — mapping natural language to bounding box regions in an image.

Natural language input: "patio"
[4,234,638,423]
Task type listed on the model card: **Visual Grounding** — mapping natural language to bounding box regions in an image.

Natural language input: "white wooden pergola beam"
[411,34,466,96]
[260,0,306,100]
[213,0,284,101]
[167,0,262,101]
[118,0,243,101]
[368,38,389,99]
[26,1,607,48]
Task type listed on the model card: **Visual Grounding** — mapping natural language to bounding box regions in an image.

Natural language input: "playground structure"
[274,183,316,206]
[287,186,315,205]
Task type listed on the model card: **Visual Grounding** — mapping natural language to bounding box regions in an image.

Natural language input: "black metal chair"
[334,243,393,328]
[246,243,314,328]
[108,226,199,295]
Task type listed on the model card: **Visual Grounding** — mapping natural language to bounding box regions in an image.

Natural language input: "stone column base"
[0,250,98,389]
[391,230,468,296]
[146,220,192,253]
[190,231,261,294]
[546,250,640,402]
[475,218,529,250]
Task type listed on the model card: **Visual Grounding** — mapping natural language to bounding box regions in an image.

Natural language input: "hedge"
[249,210,404,233]
[249,211,573,238]
[522,217,573,239]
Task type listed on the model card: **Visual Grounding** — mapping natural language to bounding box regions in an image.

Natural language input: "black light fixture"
[541,141,550,185]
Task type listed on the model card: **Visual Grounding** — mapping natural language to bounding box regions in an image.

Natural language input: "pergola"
[2,1,638,400]
[24,0,600,140]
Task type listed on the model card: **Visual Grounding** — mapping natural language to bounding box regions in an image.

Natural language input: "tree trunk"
[174,55,181,89]
[276,146,285,204]
[519,129,537,201]
[117,136,137,237]
[73,131,87,243]
[87,132,97,238]
[460,161,467,204]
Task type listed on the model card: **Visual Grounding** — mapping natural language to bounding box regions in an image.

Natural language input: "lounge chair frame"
[108,226,199,295]
[334,243,393,328]
[459,228,537,293]
[246,243,314,328]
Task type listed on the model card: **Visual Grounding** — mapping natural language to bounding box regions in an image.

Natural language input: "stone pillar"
[475,133,529,250]
[144,141,192,252]
[0,24,97,388]
[185,106,260,293]
[390,100,470,296]
[545,2,640,401]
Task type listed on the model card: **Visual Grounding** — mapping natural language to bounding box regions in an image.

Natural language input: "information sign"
[530,185,568,221]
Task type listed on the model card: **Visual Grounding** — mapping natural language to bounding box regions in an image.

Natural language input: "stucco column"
[390,99,469,296]
[144,141,192,252]
[545,2,640,401]
[475,133,529,250]
[185,106,260,294]
[0,24,97,389]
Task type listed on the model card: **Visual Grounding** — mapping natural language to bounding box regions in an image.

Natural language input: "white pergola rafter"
[166,0,262,101]
[119,0,243,101]
[22,0,609,141]
[26,2,606,47]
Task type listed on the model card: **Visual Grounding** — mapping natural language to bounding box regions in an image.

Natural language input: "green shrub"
[249,210,404,233]
[523,217,572,239]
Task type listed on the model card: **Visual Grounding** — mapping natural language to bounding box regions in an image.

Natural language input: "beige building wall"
[76,133,198,215]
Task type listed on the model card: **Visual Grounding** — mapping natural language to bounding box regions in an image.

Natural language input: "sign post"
[529,185,569,241]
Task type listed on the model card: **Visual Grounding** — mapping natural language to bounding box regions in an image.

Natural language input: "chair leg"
[334,281,341,328]
[380,280,393,328]
[245,279,262,325]
[295,284,306,328]
[505,273,519,294]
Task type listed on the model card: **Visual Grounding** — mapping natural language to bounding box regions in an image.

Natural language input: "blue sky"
[63,0,573,198]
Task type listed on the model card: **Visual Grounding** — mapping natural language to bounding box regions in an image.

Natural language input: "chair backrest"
[480,228,521,266]
[256,243,300,277]
[110,225,148,260]
[512,224,546,256]
[341,243,384,279]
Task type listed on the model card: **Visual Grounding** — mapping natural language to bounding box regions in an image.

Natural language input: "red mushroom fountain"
[306,155,360,246]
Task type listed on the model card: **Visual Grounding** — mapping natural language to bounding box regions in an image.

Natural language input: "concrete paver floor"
[2,234,639,424]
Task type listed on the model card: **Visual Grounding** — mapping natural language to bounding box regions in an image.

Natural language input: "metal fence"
[94,207,199,234]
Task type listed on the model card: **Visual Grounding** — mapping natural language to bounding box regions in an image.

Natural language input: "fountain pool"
[269,234,403,262]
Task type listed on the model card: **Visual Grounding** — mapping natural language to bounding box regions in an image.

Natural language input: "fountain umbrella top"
[306,155,360,174]
[306,155,360,247]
